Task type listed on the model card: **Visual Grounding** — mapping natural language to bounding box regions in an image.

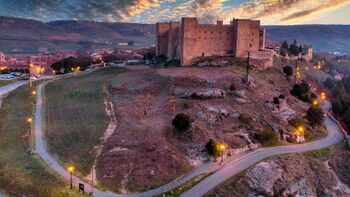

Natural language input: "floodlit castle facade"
[156,17,266,66]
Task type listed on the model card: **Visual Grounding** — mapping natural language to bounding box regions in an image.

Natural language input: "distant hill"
[264,25,350,53]
[0,16,155,54]
[0,16,349,54]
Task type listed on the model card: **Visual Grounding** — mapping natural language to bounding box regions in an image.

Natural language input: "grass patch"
[44,67,126,175]
[157,173,211,197]
[307,147,331,158]
[0,83,84,196]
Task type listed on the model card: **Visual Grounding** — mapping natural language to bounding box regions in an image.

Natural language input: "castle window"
[205,31,207,33]
[250,44,252,47]
[211,31,213,33]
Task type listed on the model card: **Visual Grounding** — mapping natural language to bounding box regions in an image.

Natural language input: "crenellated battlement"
[156,17,266,66]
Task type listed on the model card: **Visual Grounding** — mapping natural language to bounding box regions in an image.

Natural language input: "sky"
[0,0,350,25]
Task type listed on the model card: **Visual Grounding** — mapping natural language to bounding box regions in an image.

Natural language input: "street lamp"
[321,92,326,105]
[313,100,318,107]
[219,144,226,165]
[27,117,32,135]
[32,90,36,96]
[68,166,74,189]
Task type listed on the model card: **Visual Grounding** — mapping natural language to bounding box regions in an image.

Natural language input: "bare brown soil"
[95,65,316,193]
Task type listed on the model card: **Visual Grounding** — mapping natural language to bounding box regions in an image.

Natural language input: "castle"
[156,17,266,66]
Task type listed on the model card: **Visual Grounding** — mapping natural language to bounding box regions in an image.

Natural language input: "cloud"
[220,0,350,25]
[0,0,349,24]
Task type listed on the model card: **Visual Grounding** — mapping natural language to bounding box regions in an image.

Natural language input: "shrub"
[239,114,252,126]
[306,106,324,127]
[205,139,220,157]
[229,83,237,91]
[283,65,293,79]
[291,81,312,103]
[172,113,193,132]
[289,117,305,127]
[273,97,280,105]
[256,129,279,147]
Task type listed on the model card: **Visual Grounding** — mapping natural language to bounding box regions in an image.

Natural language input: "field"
[0,83,81,197]
[44,67,126,176]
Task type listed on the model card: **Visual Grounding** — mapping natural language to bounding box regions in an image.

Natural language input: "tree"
[172,113,193,132]
[205,139,220,158]
[291,81,311,102]
[283,65,293,79]
[324,78,336,89]
[306,106,324,126]
[289,39,300,56]
[281,40,289,50]
[299,45,303,55]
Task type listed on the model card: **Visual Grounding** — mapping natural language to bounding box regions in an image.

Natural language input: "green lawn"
[0,83,82,196]
[44,67,126,176]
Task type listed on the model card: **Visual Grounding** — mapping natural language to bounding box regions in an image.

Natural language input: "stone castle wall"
[156,17,265,66]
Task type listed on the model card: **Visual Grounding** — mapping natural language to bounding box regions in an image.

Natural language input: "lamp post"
[219,144,226,165]
[27,117,32,135]
[312,100,318,107]
[68,166,74,189]
[321,92,326,105]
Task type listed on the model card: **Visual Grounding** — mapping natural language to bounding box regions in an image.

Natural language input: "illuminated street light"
[32,90,36,96]
[313,100,319,107]
[68,166,74,189]
[27,117,32,123]
[218,144,226,165]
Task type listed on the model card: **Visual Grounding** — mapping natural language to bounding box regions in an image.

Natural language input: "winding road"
[34,73,345,197]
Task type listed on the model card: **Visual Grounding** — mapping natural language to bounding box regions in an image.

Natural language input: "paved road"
[180,101,344,197]
[0,80,27,96]
[34,73,345,197]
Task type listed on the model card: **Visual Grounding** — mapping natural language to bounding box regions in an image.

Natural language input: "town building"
[156,17,266,66]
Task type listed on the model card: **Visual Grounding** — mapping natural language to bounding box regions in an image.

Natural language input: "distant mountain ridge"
[0,16,349,54]
[264,25,350,53]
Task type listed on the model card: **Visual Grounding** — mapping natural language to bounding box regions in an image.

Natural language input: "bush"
[229,83,237,91]
[172,113,193,132]
[289,117,305,127]
[273,97,280,105]
[239,114,252,126]
[283,65,293,78]
[205,139,220,157]
[256,128,279,147]
[306,107,324,127]
[291,81,312,103]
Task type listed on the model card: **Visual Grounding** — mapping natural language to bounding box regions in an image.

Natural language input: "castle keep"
[156,17,266,66]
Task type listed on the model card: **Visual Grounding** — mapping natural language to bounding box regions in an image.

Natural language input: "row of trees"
[281,39,303,57]
[326,77,350,131]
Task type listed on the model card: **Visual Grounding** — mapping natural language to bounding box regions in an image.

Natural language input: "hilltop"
[0,16,349,54]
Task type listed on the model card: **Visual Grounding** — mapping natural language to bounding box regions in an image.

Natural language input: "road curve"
[35,73,344,197]
[180,101,344,197]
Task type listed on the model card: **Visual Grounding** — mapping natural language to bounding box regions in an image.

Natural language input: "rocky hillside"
[206,145,350,197]
[0,16,349,54]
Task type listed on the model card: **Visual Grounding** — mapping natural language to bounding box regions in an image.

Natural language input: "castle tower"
[156,22,170,57]
[167,22,180,60]
[179,17,198,66]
